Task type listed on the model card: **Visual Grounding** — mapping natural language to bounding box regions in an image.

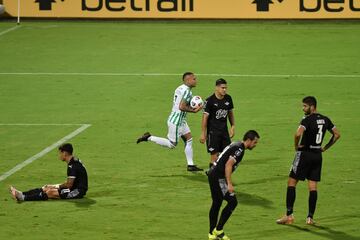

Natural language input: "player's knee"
[45,189,58,199]
[169,141,177,149]
[40,191,49,200]
[228,196,238,210]
[211,199,222,210]
[225,194,237,210]
[308,181,317,191]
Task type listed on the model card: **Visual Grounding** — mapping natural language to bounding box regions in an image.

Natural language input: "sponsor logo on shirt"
[216,109,228,119]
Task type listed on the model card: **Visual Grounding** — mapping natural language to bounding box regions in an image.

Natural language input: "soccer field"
[0,20,359,240]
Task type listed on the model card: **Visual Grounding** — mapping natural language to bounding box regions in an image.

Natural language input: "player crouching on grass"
[207,130,260,240]
[9,143,88,202]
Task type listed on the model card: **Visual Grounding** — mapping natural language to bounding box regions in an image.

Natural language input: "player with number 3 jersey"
[276,96,340,225]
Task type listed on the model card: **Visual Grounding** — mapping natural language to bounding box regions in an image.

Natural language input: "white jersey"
[168,84,192,126]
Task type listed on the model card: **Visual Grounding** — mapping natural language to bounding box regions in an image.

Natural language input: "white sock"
[184,138,194,166]
[149,136,175,149]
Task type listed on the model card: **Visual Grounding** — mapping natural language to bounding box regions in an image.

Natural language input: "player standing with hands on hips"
[200,78,235,168]
[276,96,340,225]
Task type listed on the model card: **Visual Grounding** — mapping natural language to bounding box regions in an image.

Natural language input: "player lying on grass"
[10,143,88,201]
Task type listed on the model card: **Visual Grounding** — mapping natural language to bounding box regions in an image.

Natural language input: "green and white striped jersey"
[168,84,192,126]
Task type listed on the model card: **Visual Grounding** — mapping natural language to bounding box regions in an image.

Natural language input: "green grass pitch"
[0,20,359,240]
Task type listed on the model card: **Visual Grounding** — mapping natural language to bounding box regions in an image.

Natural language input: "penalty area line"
[0,123,88,126]
[0,124,91,182]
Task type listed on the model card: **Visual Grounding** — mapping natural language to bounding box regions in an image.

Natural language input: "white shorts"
[167,121,191,144]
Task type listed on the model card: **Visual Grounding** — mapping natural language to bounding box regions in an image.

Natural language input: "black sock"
[308,190,317,218]
[23,188,42,196]
[24,188,48,201]
[286,186,296,216]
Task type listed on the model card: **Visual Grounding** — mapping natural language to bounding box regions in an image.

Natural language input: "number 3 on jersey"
[316,125,323,144]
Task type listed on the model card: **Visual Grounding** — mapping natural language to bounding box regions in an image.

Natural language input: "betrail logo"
[252,0,274,11]
[35,0,57,11]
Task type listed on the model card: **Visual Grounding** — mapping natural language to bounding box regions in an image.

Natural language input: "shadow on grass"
[65,197,97,208]
[182,173,208,184]
[286,224,360,240]
[240,175,287,185]
[237,191,274,209]
[149,172,208,184]
[150,173,275,208]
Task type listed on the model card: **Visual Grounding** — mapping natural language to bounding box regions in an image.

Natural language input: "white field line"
[0,123,87,126]
[0,124,91,182]
[0,72,359,78]
[0,25,21,37]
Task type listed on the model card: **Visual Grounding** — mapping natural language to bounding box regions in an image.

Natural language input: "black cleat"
[187,165,203,172]
[137,132,151,144]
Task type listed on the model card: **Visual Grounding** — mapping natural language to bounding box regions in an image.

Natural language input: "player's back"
[69,158,88,192]
[299,113,334,152]
[211,142,245,178]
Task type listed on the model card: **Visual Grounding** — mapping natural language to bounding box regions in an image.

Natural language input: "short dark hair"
[182,72,194,81]
[216,78,227,86]
[58,143,73,154]
[243,130,260,141]
[302,96,317,108]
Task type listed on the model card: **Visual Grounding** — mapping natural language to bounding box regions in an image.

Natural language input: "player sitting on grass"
[10,143,88,201]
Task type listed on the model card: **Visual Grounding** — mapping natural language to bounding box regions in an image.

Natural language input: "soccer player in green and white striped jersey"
[137,72,203,172]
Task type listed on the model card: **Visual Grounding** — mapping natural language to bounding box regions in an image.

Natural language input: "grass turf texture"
[0,20,359,240]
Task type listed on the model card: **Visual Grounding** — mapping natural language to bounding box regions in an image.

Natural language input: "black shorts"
[206,130,231,154]
[289,151,323,181]
[58,188,86,199]
[208,172,236,201]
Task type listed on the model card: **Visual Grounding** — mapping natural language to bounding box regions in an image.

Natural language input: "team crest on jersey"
[235,149,243,156]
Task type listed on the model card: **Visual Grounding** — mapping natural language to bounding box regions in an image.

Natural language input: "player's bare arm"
[179,99,202,113]
[59,177,75,189]
[200,112,209,143]
[294,125,305,150]
[228,110,235,138]
[322,127,340,152]
[42,184,60,191]
[225,156,236,193]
